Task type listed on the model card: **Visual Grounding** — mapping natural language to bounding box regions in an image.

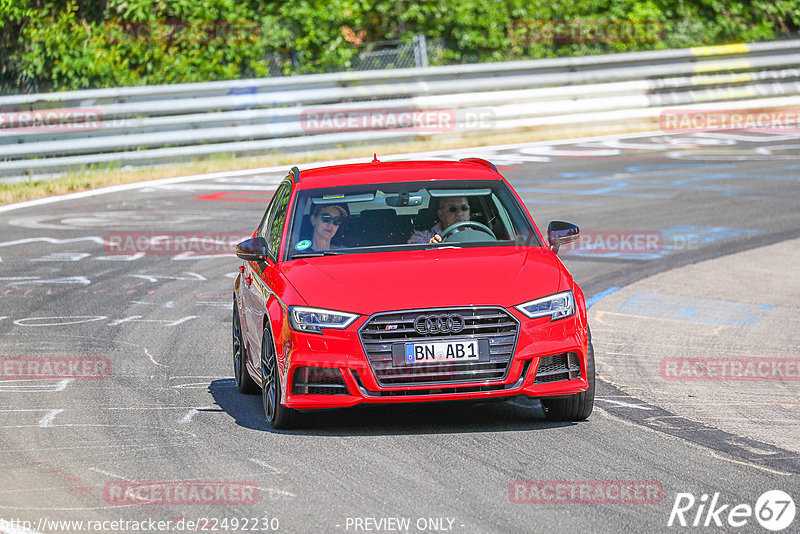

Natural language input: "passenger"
[309,204,348,251]
[407,196,470,244]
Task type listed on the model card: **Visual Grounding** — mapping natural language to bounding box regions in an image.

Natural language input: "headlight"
[288,306,359,334]
[515,291,575,321]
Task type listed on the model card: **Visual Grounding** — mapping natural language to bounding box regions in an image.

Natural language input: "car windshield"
[285,180,539,259]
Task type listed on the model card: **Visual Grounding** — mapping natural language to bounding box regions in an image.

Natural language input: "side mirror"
[235,237,269,262]
[547,221,579,254]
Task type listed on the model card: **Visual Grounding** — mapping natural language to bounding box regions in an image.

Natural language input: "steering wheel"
[440,221,496,240]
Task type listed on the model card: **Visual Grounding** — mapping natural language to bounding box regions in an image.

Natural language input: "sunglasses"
[319,213,345,226]
[446,204,470,213]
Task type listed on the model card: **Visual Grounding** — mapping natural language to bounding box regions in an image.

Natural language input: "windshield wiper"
[292,250,347,258]
[419,242,463,249]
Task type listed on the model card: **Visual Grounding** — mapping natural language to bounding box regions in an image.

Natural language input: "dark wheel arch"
[260,327,296,429]
[233,302,259,394]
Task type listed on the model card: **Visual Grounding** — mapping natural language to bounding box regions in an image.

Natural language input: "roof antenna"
[372,153,379,163]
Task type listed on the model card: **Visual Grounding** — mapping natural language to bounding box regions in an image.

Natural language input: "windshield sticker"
[295,240,312,250]
[322,194,345,200]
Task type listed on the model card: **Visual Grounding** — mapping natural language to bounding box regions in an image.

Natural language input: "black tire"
[261,329,296,429]
[541,329,595,422]
[233,303,259,394]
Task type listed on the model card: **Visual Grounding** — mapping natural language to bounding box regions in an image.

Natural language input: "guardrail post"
[413,35,429,68]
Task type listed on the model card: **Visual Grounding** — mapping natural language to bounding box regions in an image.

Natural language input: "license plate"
[403,340,480,365]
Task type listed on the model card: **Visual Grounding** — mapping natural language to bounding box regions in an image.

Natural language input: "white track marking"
[170,382,214,389]
[0,237,108,247]
[258,488,297,499]
[0,408,52,416]
[179,409,199,424]
[54,380,73,392]
[177,406,218,424]
[138,184,277,192]
[88,467,134,481]
[107,315,197,327]
[707,450,792,476]
[144,347,166,368]
[130,300,175,308]
[249,458,282,474]
[4,277,91,286]
[0,381,76,395]
[171,251,233,260]
[95,252,146,261]
[595,398,654,410]
[37,409,64,428]
[169,376,220,379]
[13,316,107,327]
[30,253,90,262]
[128,272,206,283]
[102,406,212,411]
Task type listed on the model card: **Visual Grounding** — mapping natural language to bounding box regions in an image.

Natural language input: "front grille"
[358,307,519,387]
[291,367,348,395]
[354,361,531,397]
[533,352,581,384]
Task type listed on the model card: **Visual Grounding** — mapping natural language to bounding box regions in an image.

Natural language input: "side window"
[265,183,291,260]
[257,181,289,237]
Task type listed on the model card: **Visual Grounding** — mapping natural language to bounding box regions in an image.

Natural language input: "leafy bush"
[1,0,798,94]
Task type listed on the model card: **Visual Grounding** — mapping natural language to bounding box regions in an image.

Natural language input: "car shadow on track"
[209,379,579,435]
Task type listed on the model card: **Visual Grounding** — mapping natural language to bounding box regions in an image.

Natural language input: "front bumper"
[280,308,589,410]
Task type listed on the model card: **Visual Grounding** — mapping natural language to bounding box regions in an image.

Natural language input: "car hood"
[281,246,569,315]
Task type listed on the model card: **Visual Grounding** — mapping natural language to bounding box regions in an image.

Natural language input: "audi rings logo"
[414,314,465,335]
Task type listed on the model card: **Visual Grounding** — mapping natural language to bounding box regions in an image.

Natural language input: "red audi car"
[233,158,593,428]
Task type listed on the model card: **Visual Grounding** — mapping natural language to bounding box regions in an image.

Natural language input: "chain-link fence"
[351,35,440,70]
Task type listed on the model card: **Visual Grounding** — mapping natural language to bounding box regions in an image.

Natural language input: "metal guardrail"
[1,40,799,180]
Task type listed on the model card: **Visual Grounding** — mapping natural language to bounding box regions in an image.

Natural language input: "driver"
[408,196,470,244]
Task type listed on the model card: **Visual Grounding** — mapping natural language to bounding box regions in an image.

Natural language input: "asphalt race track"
[1,130,799,533]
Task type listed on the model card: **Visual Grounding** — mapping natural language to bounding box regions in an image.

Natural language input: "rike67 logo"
[668,490,795,531]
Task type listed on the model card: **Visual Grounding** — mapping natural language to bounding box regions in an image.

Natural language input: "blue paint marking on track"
[659,226,761,252]
[563,225,762,261]
[519,164,800,201]
[615,291,772,327]
[514,184,670,199]
[520,197,602,206]
[586,287,621,309]
[623,163,737,173]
